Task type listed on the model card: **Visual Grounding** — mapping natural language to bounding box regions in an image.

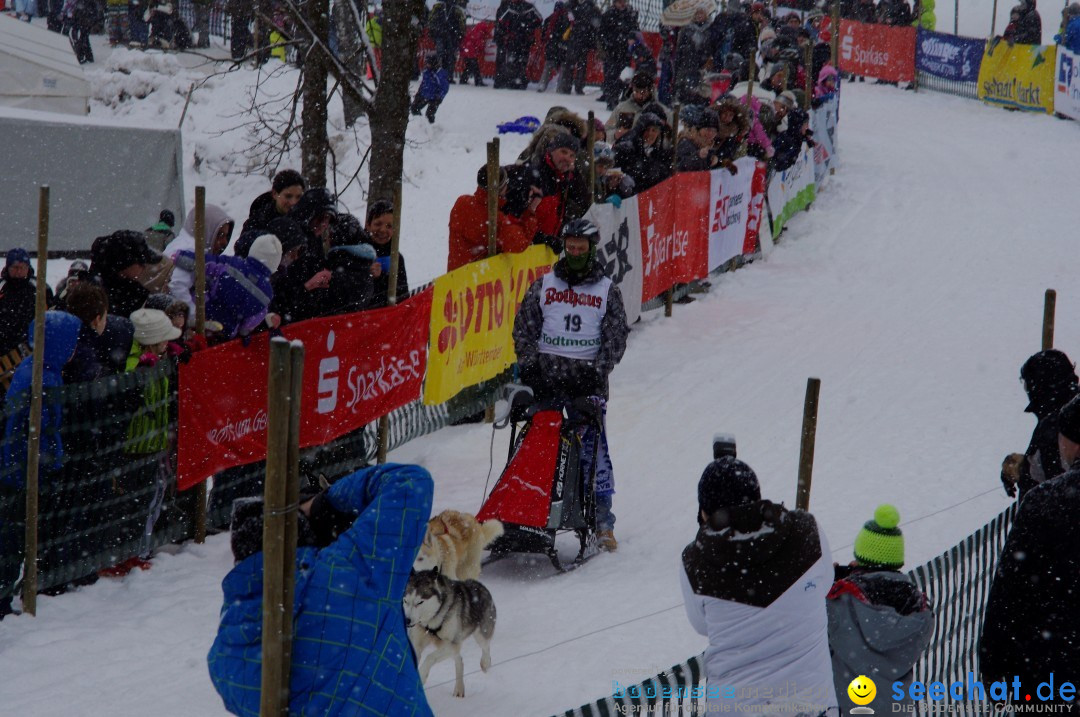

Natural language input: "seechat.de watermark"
[888,673,1076,713]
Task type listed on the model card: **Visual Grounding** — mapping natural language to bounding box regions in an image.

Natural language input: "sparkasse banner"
[836,19,916,82]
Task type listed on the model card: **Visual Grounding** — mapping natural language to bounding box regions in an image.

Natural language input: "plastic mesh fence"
[916,71,980,100]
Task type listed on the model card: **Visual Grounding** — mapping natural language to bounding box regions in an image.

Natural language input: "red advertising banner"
[744,161,769,255]
[833,19,916,82]
[673,172,713,283]
[637,175,713,303]
[177,289,433,490]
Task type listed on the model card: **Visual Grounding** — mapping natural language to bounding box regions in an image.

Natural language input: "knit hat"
[631,70,654,90]
[158,209,176,228]
[5,248,30,269]
[131,308,182,346]
[853,504,904,569]
[547,132,581,154]
[776,90,798,110]
[697,457,760,516]
[248,234,283,272]
[1059,393,1080,445]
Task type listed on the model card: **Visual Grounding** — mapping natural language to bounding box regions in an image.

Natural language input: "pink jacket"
[738,95,774,158]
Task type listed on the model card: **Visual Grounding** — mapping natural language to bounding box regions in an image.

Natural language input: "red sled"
[477,401,601,572]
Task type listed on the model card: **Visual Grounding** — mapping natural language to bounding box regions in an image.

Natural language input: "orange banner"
[833,19,917,83]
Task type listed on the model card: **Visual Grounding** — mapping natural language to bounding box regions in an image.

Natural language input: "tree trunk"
[301,0,331,188]
[367,0,424,201]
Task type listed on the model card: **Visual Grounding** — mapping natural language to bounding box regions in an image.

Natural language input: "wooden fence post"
[377,182,404,463]
[486,138,500,257]
[22,185,49,617]
[194,186,209,544]
[1043,289,1056,351]
[796,378,821,512]
[665,103,682,319]
[586,111,596,208]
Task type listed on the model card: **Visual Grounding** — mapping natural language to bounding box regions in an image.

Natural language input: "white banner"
[707,156,759,270]
[431,0,560,22]
[585,197,644,325]
[812,97,839,188]
[768,144,817,236]
[1055,47,1080,122]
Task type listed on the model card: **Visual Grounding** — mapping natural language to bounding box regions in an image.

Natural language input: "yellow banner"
[977,41,1056,113]
[423,246,556,405]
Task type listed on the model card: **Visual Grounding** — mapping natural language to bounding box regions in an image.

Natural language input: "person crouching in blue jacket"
[207,463,435,717]
[411,54,450,124]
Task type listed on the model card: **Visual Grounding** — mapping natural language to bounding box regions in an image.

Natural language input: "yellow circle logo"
[847,675,877,706]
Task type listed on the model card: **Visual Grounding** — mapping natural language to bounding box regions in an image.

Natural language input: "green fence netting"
[0,356,510,605]
[550,505,1019,717]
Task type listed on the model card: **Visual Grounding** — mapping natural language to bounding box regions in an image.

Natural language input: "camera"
[713,433,736,460]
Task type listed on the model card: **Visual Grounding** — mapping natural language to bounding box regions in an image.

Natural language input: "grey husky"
[403,568,496,697]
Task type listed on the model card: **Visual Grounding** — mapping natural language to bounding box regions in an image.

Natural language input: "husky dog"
[403,569,496,698]
[412,510,504,580]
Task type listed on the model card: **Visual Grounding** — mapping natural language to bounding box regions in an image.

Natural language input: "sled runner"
[477,389,603,573]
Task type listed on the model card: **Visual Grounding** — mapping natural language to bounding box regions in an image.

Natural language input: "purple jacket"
[175,251,273,338]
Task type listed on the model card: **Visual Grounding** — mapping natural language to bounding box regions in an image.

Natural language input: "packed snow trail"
[3,79,1079,717]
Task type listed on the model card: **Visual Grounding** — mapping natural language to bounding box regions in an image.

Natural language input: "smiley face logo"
[847,675,877,706]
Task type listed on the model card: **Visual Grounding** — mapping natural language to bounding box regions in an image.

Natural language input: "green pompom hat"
[853,504,904,569]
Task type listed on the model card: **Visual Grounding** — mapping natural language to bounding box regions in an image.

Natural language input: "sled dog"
[412,510,503,580]
[403,569,496,697]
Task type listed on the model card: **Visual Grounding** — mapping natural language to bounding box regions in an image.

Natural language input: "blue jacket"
[208,464,435,717]
[419,68,449,102]
[2,311,81,481]
[175,250,274,338]
[1057,16,1080,53]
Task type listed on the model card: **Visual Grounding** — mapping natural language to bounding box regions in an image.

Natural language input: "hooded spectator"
[0,249,54,358]
[517,106,587,166]
[713,94,750,161]
[772,106,815,172]
[814,64,839,103]
[238,169,306,252]
[268,188,339,324]
[364,200,410,309]
[166,204,235,314]
[593,141,636,205]
[981,393,1080,692]
[174,234,281,340]
[448,165,539,271]
[89,231,161,319]
[828,505,933,715]
[681,457,838,715]
[1009,0,1042,43]
[208,464,435,717]
[999,350,1079,499]
[613,111,673,192]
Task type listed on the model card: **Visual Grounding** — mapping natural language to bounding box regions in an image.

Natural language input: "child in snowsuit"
[411,55,450,124]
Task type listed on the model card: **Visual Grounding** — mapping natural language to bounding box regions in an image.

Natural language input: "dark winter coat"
[772,108,812,172]
[675,21,711,92]
[2,311,81,478]
[542,4,572,63]
[567,0,601,56]
[323,246,377,316]
[613,114,673,192]
[828,569,934,714]
[368,242,409,309]
[495,0,542,50]
[513,258,629,401]
[98,314,136,375]
[1013,0,1042,43]
[676,136,718,172]
[505,155,590,236]
[0,272,52,358]
[1018,368,1078,497]
[427,0,467,44]
[853,0,878,23]
[980,466,1080,687]
[877,0,914,26]
[208,464,435,717]
[62,321,107,385]
[598,4,639,62]
[239,191,286,248]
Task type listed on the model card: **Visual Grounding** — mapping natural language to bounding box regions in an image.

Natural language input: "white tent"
[0,14,90,115]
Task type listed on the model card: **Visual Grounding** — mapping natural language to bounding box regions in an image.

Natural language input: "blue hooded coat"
[2,311,81,480]
[207,463,435,717]
[174,250,274,338]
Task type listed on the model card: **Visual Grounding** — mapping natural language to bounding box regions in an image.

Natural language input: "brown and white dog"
[412,510,503,581]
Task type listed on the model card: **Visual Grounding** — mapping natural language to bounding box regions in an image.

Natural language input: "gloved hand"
[1001,453,1026,498]
[605,194,623,209]
[518,360,547,397]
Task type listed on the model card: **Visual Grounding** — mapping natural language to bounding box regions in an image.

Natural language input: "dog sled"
[476,385,603,573]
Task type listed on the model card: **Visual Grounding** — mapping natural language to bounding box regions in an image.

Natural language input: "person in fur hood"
[680,457,839,716]
[712,94,750,162]
[516,106,588,166]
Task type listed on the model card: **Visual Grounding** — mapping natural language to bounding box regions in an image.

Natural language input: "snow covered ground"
[4,38,1080,716]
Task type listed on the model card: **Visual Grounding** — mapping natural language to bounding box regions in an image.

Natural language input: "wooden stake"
[831,0,840,67]
[991,0,999,36]
[279,341,304,706]
[261,337,293,717]
[954,0,959,35]
[586,111,596,208]
[796,377,821,512]
[377,183,404,463]
[804,43,813,109]
[193,186,208,544]
[486,138,500,258]
[1043,289,1057,351]
[663,104,681,319]
[22,186,49,617]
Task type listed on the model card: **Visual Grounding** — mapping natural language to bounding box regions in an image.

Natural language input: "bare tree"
[299,0,331,188]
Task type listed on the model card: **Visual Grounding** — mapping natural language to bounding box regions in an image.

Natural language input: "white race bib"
[538,272,611,361]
